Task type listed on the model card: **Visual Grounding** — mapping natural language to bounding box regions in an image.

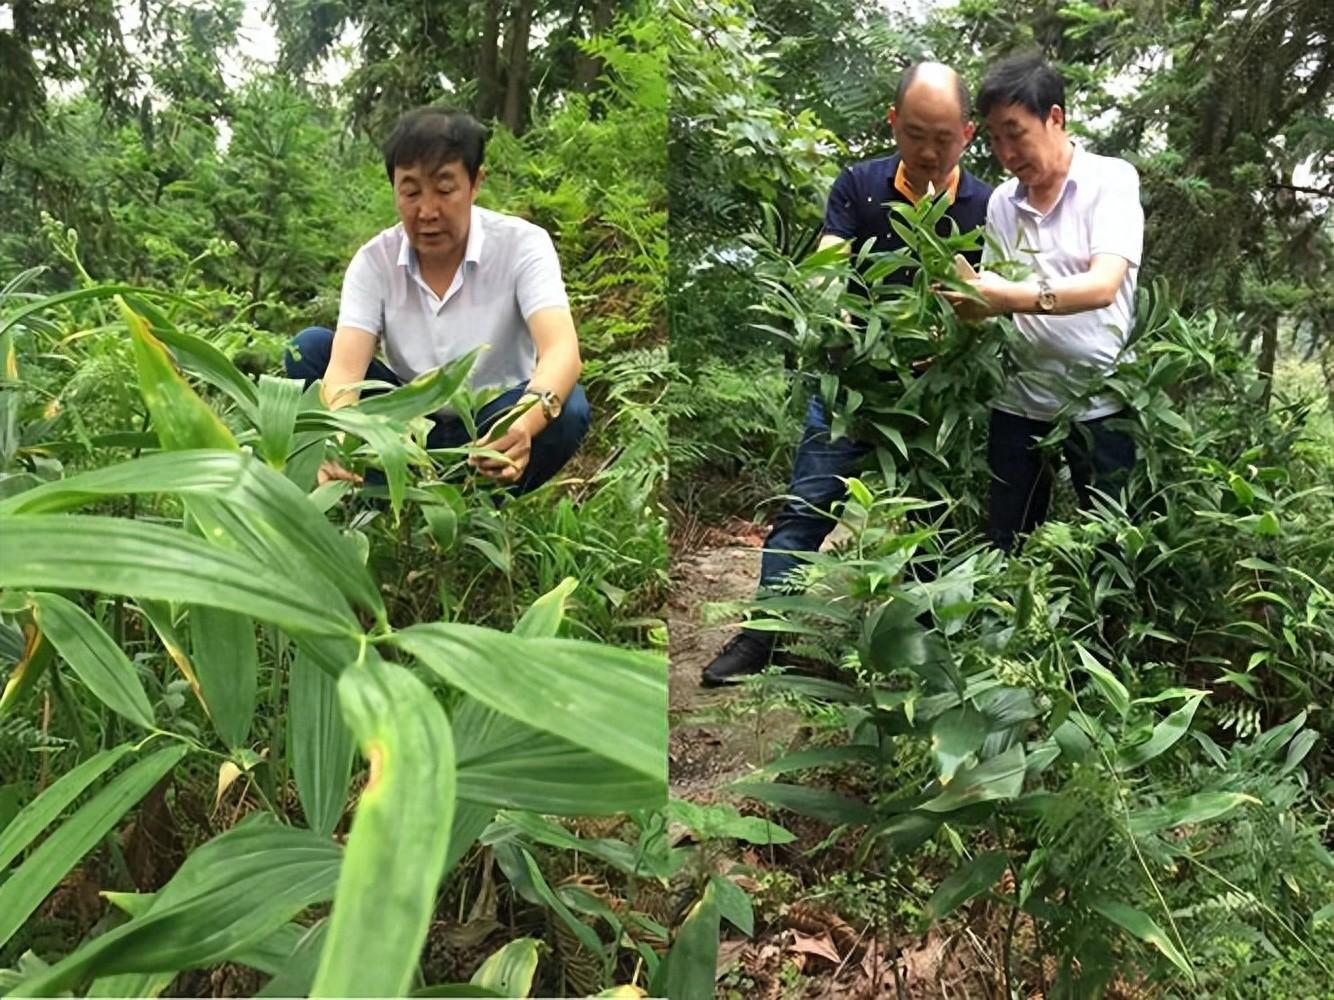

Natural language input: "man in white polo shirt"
[284,107,589,494]
[944,53,1142,552]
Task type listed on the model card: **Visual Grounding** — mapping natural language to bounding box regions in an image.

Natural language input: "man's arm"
[516,306,582,438]
[321,326,379,410]
[471,306,582,483]
[961,254,1129,316]
[313,325,378,485]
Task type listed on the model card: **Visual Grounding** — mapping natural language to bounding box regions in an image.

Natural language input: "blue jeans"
[283,326,590,495]
[986,407,1136,552]
[759,396,872,591]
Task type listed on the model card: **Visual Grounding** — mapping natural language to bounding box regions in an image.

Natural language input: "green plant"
[0,289,667,995]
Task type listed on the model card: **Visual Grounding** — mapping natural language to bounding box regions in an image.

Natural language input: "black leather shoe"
[700,630,776,687]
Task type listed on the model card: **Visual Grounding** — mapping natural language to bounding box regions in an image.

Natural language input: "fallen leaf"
[788,930,841,964]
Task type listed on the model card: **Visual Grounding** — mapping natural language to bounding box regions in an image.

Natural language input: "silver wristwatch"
[1037,276,1056,312]
[522,389,562,421]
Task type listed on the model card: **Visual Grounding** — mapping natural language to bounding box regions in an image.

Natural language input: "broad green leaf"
[290,647,356,837]
[188,607,258,749]
[493,841,604,962]
[253,920,329,998]
[931,706,986,784]
[390,624,666,786]
[302,407,421,521]
[358,351,478,422]
[123,295,258,417]
[231,919,317,975]
[120,296,236,451]
[1074,644,1130,717]
[0,515,360,637]
[0,284,194,342]
[0,744,133,871]
[1116,695,1205,771]
[922,744,1026,812]
[483,811,679,881]
[665,798,794,845]
[453,696,661,816]
[86,970,174,998]
[12,814,341,996]
[312,660,456,997]
[445,801,499,880]
[925,851,1009,922]
[709,874,754,935]
[649,879,721,1000]
[470,937,541,996]
[1091,899,1194,982]
[26,593,155,729]
[0,744,189,952]
[256,374,303,469]
[512,577,579,639]
[731,781,874,825]
[756,744,881,777]
[0,450,382,623]
[1129,792,1259,836]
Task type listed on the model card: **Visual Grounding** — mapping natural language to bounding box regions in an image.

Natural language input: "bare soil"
[667,521,807,801]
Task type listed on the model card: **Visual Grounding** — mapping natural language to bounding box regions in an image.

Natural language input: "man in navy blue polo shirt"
[702,62,993,686]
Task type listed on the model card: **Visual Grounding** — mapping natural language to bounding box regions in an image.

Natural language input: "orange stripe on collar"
[894,161,960,204]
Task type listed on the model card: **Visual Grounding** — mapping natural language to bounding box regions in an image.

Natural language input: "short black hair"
[381,107,486,184]
[895,62,972,121]
[976,52,1066,120]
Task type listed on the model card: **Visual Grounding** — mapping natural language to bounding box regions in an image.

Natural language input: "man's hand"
[470,423,533,484]
[317,460,363,487]
[938,270,1015,321]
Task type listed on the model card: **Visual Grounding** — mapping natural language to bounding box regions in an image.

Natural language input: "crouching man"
[285,106,590,493]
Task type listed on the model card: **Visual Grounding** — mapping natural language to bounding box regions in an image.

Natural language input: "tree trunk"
[501,0,533,135]
[573,0,617,91]
[477,0,504,121]
[1257,313,1279,411]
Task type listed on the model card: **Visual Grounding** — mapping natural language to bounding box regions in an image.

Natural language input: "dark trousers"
[283,326,590,495]
[759,396,872,591]
[986,407,1136,553]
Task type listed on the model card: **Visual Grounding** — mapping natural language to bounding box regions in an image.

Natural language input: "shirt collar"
[1011,142,1082,213]
[893,159,960,204]
[395,206,486,272]
[464,205,484,265]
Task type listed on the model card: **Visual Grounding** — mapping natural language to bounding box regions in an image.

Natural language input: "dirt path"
[666,523,808,801]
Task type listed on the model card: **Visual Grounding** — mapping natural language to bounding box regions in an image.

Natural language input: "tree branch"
[1267,181,1334,199]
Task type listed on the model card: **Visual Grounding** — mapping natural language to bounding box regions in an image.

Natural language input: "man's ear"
[1047,105,1065,130]
[962,120,976,144]
[887,105,898,128]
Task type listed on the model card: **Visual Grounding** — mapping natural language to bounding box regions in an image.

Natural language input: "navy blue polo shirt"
[823,153,992,291]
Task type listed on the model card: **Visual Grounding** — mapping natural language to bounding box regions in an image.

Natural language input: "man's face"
[984,103,1064,188]
[393,158,481,262]
[888,89,974,190]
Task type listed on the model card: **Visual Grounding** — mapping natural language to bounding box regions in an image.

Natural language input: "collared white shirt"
[337,205,568,397]
[983,145,1144,421]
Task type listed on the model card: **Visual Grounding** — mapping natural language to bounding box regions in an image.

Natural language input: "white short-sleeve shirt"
[337,205,569,395]
[983,146,1144,421]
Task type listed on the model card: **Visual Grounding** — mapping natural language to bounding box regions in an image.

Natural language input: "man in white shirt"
[944,53,1142,551]
[284,107,589,494]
